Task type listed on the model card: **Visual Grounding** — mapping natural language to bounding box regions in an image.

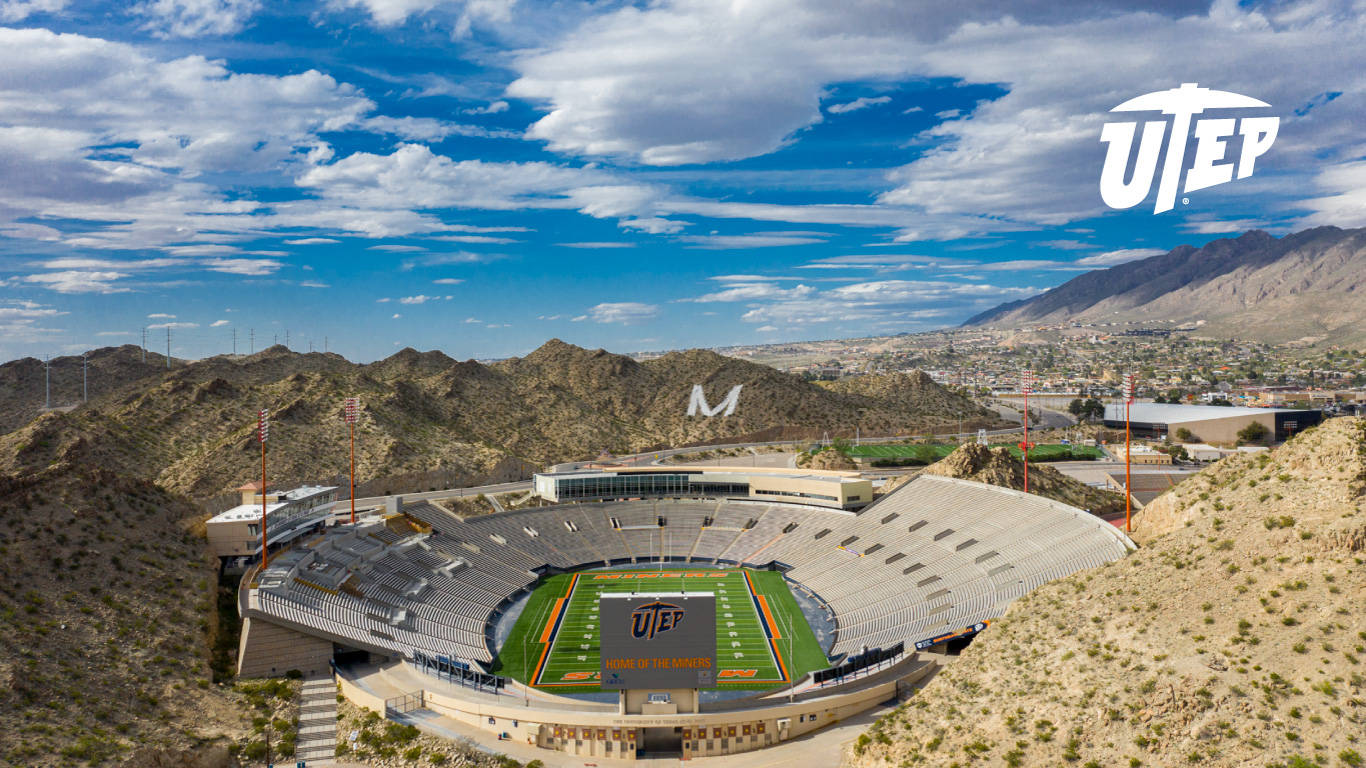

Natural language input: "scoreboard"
[599,593,717,689]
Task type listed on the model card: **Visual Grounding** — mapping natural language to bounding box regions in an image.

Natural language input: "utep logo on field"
[629,600,686,640]
[1099,83,1279,214]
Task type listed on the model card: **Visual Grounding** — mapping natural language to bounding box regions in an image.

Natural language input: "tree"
[1175,427,1195,443]
[1068,398,1084,418]
[1237,421,1270,445]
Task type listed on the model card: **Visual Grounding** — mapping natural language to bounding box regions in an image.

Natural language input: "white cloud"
[465,100,509,115]
[399,294,445,304]
[96,330,131,337]
[135,0,260,38]
[827,95,891,114]
[202,258,283,276]
[284,237,340,245]
[22,270,130,294]
[756,325,778,332]
[210,318,230,327]
[686,282,815,303]
[1180,218,1269,235]
[369,244,427,252]
[0,0,65,22]
[558,241,636,249]
[679,232,828,249]
[148,321,198,329]
[586,302,658,324]
[329,0,514,33]
[1075,248,1165,267]
[299,280,330,288]
[147,313,176,319]
[433,278,464,285]
[391,313,402,319]
[376,297,391,303]
[464,316,481,323]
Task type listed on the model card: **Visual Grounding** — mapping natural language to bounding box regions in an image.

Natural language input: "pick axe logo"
[1099,83,1279,214]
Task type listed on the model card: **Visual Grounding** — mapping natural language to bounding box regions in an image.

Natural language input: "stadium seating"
[249,475,1133,670]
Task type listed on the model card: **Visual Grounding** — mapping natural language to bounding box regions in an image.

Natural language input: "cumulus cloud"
[329,0,514,33]
[135,0,260,38]
[585,302,658,324]
[210,318,230,326]
[0,0,65,22]
[147,321,198,329]
[1075,248,1165,267]
[147,313,176,319]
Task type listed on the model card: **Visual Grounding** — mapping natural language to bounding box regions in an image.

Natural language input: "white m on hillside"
[686,384,742,417]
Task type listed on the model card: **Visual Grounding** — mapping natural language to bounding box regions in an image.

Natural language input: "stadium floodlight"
[258,408,269,568]
[1019,370,1034,493]
[1122,374,1136,533]
[345,397,360,524]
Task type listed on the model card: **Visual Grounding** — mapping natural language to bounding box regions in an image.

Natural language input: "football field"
[494,568,827,692]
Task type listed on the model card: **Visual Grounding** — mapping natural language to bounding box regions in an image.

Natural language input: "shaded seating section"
[250,476,1133,671]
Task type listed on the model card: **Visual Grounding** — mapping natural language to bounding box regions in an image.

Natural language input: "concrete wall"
[1174,413,1274,445]
[237,616,333,678]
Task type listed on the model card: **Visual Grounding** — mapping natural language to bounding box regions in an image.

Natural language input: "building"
[1104,403,1322,444]
[1183,443,1271,463]
[1105,472,1191,507]
[1110,444,1173,465]
[533,466,873,510]
[206,482,338,563]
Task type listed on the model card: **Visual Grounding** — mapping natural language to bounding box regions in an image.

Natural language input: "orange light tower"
[344,397,360,524]
[1122,373,1136,533]
[258,407,270,568]
[1019,369,1034,493]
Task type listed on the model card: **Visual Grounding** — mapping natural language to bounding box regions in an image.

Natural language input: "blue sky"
[0,0,1362,362]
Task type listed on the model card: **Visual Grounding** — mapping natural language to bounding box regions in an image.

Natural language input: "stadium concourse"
[235,469,1134,760]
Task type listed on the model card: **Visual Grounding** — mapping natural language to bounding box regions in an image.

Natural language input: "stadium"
[235,467,1134,760]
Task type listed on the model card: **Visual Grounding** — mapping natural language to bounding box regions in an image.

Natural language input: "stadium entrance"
[639,726,682,757]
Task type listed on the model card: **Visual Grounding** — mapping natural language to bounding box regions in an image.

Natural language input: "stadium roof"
[1104,403,1311,424]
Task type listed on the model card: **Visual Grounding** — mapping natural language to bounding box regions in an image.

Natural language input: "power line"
[141,327,147,364]
[232,328,237,356]
[249,328,255,355]
[44,355,50,409]
[166,327,171,369]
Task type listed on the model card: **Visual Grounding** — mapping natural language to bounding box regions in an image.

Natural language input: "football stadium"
[235,468,1135,760]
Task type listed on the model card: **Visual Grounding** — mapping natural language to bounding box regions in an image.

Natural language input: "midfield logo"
[629,600,685,640]
[1099,83,1279,214]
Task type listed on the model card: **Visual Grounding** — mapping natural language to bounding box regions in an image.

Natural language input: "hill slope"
[0,340,1001,499]
[846,417,1365,768]
[923,442,1125,516]
[964,226,1366,345]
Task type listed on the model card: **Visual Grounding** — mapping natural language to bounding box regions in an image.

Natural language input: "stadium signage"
[1099,83,1278,213]
[687,384,742,417]
[600,594,718,689]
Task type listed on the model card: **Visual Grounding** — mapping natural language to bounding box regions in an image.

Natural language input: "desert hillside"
[846,417,1365,768]
[923,442,1126,517]
[0,340,1001,499]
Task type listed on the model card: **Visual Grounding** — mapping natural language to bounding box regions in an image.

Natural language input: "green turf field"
[842,442,1103,462]
[493,568,828,692]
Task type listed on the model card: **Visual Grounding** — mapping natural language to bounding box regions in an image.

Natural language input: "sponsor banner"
[913,620,989,651]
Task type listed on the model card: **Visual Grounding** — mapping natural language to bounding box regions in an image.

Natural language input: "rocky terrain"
[0,339,999,500]
[923,442,1126,516]
[965,226,1366,346]
[846,417,1365,768]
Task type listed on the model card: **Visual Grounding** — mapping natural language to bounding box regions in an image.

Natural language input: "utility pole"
[249,328,254,355]
[44,355,50,409]
[82,354,88,403]
[232,328,237,356]
[324,336,328,354]
[308,339,313,353]
[140,327,147,364]
[285,329,290,349]
[165,327,171,369]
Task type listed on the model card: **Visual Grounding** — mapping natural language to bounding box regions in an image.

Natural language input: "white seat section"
[249,475,1134,670]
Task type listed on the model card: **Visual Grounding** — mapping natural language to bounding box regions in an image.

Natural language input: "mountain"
[0,339,1002,500]
[923,442,1125,516]
[846,417,1366,768]
[963,226,1366,345]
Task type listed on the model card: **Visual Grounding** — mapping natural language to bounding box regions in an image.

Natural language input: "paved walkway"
[296,674,339,765]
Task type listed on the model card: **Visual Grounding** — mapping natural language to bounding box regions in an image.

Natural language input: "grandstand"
[236,473,1134,759]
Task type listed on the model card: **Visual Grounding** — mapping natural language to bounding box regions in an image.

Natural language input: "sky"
[0,0,1363,363]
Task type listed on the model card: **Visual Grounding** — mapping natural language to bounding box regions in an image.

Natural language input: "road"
[334,425,1046,512]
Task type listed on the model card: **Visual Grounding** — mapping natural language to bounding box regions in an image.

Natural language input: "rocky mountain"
[923,442,1125,516]
[964,226,1366,346]
[0,339,1001,499]
[846,417,1365,768]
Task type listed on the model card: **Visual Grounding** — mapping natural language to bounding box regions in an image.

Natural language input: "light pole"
[1122,373,1135,533]
[345,397,360,524]
[1019,370,1034,493]
[258,408,270,568]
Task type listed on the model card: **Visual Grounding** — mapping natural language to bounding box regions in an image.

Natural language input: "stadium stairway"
[295,674,339,764]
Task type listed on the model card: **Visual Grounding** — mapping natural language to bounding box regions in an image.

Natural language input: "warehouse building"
[1103,403,1321,444]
